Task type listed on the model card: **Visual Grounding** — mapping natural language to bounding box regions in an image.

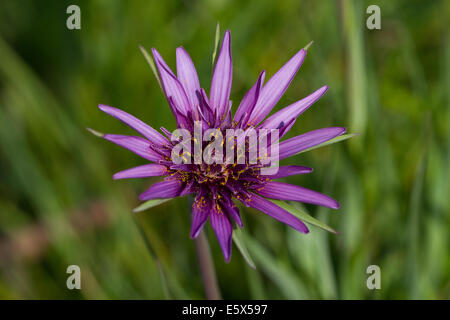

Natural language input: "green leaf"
[211,22,220,68]
[86,127,105,138]
[232,228,256,269]
[298,133,359,154]
[303,40,314,51]
[133,198,172,213]
[269,199,338,234]
[245,236,308,299]
[139,45,162,89]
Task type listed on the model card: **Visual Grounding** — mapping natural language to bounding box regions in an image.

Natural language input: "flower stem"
[194,230,222,300]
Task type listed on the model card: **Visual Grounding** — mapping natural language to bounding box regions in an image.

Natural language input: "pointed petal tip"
[189,231,199,239]
[112,172,132,180]
[298,48,307,57]
[331,127,347,136]
[222,30,231,53]
[138,180,183,201]
[151,48,164,64]
[247,48,306,125]
[289,49,306,64]
[210,212,233,264]
[98,104,112,112]
[189,225,204,239]
[222,244,232,262]
[260,69,266,79]
[137,190,153,201]
[210,28,233,117]
[151,48,162,62]
[190,216,208,239]
[98,104,125,117]
[98,104,123,116]
[176,46,186,53]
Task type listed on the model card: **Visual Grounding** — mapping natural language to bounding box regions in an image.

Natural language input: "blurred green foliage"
[0,0,448,299]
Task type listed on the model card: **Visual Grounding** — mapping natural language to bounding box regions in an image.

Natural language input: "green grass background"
[0,0,448,299]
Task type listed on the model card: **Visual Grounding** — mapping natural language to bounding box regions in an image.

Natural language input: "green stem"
[187,196,221,299]
[194,230,222,300]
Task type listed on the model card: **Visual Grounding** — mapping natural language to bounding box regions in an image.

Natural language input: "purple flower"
[96,30,345,262]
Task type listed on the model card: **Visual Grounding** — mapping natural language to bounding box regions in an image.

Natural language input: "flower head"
[96,30,345,262]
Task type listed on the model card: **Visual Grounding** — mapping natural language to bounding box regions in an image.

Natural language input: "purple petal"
[244,194,309,233]
[210,211,233,262]
[279,127,346,160]
[152,48,190,116]
[210,30,232,121]
[99,105,168,146]
[260,85,328,129]
[268,165,313,179]
[167,96,191,129]
[279,118,296,138]
[113,164,168,180]
[198,88,215,124]
[176,47,201,109]
[151,47,175,76]
[257,181,339,209]
[179,179,195,197]
[248,49,306,125]
[138,179,184,201]
[103,134,162,162]
[222,198,243,228]
[233,71,265,127]
[190,198,211,238]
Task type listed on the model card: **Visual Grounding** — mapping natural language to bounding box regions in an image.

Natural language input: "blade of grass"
[232,228,256,269]
[139,45,162,89]
[269,199,338,234]
[297,133,358,155]
[245,264,267,299]
[407,116,431,299]
[86,127,105,138]
[342,0,367,147]
[245,236,308,299]
[135,210,189,299]
[211,22,221,68]
[133,198,173,213]
[132,214,171,299]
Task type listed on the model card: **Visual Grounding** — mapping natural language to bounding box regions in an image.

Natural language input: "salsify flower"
[95,30,345,262]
